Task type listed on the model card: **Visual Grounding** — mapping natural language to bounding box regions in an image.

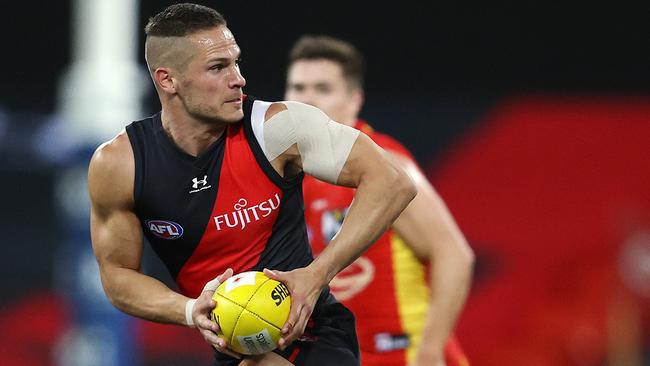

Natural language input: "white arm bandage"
[185,299,196,327]
[262,101,360,183]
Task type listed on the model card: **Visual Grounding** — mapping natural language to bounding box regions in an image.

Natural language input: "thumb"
[263,268,285,281]
[217,268,234,283]
[203,268,234,293]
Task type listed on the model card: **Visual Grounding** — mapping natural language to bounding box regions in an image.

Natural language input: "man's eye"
[210,64,224,71]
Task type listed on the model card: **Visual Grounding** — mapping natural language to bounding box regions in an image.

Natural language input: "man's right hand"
[190,268,242,359]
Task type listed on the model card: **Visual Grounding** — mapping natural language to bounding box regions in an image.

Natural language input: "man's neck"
[160,109,227,157]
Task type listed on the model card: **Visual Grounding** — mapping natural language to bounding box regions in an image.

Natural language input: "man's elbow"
[393,167,417,208]
[467,245,476,273]
[456,238,475,276]
[102,280,125,310]
[99,270,131,314]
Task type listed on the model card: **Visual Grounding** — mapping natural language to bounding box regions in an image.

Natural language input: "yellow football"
[210,271,291,355]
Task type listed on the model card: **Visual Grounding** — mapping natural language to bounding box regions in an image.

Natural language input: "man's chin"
[193,110,243,125]
[222,109,245,124]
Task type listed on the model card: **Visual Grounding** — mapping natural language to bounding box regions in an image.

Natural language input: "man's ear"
[154,68,177,94]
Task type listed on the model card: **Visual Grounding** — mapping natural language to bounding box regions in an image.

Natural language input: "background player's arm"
[88,133,190,324]
[390,153,474,365]
[263,102,417,348]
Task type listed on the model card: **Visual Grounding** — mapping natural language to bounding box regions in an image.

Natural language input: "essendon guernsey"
[125,96,316,299]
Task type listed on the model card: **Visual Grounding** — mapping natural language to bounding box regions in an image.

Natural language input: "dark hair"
[289,35,365,89]
[145,3,226,37]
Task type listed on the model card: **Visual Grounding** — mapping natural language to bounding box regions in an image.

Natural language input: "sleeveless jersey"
[125,96,317,299]
[302,121,468,366]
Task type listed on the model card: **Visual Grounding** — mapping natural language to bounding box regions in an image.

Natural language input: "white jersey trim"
[251,100,272,156]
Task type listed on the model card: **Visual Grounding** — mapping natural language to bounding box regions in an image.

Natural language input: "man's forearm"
[421,248,473,355]
[100,266,190,325]
[310,169,416,284]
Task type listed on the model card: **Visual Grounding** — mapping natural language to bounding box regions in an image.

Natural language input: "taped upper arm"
[262,101,360,183]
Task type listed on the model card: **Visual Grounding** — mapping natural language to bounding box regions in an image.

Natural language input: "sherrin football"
[210,271,291,355]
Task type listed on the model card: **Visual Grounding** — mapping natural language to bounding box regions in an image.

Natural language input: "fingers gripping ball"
[210,271,291,355]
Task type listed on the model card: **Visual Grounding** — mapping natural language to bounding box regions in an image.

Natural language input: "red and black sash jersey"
[125,96,318,299]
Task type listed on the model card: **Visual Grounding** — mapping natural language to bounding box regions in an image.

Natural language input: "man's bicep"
[87,135,142,272]
[263,101,359,182]
[90,206,143,272]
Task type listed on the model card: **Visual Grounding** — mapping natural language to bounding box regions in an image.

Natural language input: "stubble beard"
[193,106,243,126]
[183,96,243,126]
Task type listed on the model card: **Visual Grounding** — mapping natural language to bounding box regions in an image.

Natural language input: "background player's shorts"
[214,302,360,366]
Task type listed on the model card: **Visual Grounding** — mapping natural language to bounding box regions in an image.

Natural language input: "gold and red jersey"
[302,120,468,366]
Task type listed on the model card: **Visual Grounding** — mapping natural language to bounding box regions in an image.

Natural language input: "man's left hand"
[263,267,325,349]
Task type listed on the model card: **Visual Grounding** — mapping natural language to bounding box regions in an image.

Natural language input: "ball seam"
[233,277,282,331]
[216,275,290,351]
[214,294,246,346]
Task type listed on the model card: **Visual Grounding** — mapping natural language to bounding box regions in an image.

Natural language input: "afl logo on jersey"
[145,220,184,240]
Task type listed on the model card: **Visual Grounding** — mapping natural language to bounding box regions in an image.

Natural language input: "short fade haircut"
[289,35,365,89]
[145,3,226,37]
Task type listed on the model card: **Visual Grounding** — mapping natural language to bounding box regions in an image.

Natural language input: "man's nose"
[229,67,246,89]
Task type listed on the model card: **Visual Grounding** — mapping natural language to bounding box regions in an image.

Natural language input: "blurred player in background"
[285,35,474,366]
[88,4,417,365]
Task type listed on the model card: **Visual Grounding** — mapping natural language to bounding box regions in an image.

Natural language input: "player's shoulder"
[264,101,288,121]
[88,130,135,206]
[90,130,133,171]
[263,100,327,123]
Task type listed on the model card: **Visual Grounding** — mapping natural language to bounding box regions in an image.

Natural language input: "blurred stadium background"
[1,0,648,365]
